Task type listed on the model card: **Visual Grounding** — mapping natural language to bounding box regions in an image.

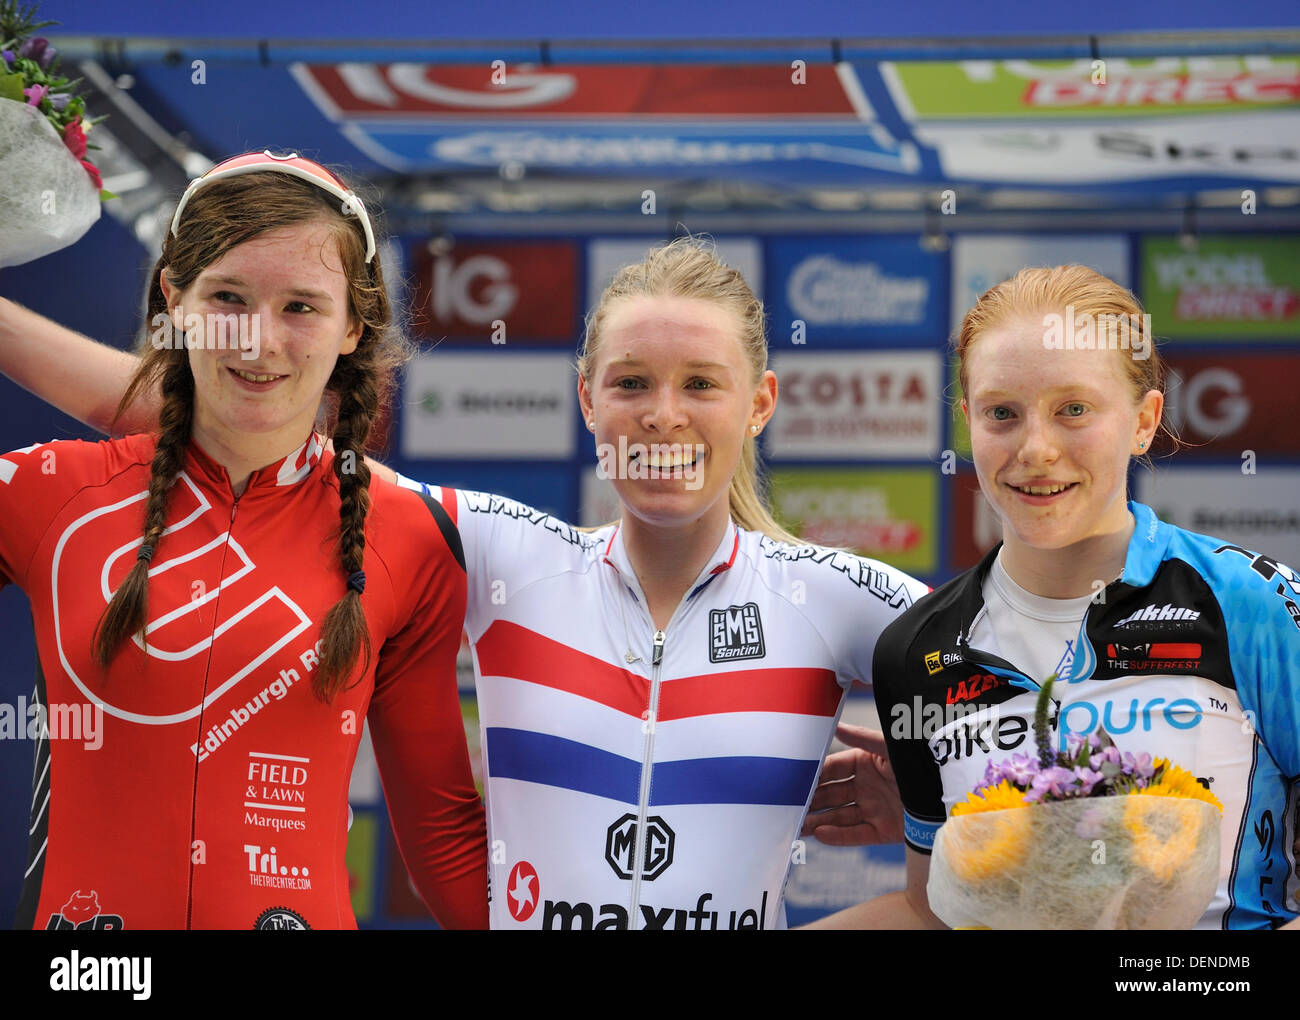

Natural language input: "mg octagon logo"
[605,814,675,881]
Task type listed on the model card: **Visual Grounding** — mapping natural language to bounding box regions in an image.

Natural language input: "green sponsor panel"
[769,467,937,575]
[1142,235,1300,338]
[887,57,1300,119]
[345,811,378,922]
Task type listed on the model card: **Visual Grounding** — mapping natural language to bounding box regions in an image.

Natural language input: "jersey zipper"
[627,628,666,929]
[186,488,242,929]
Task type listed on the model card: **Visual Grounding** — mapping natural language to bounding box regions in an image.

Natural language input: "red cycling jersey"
[0,433,485,930]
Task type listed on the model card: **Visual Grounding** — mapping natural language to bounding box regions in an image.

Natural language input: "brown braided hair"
[93,167,410,701]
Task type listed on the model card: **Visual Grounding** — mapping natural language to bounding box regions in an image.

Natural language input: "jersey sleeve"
[1212,546,1300,780]
[808,550,930,685]
[873,612,948,854]
[0,440,92,590]
[393,477,501,640]
[365,492,487,929]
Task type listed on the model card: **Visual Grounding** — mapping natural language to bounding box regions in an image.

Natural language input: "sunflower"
[951,780,1029,815]
[944,783,1031,882]
[1123,795,1211,883]
[1137,763,1225,811]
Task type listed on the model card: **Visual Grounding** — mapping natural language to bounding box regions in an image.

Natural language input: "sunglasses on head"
[169,150,377,263]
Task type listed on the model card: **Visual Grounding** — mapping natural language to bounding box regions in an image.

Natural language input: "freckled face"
[964,313,1158,551]
[162,220,361,455]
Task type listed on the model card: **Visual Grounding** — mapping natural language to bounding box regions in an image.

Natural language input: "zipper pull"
[652,629,665,667]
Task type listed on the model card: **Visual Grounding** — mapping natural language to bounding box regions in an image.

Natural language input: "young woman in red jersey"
[0,152,485,929]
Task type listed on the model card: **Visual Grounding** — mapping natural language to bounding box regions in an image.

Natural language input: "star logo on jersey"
[507,860,539,922]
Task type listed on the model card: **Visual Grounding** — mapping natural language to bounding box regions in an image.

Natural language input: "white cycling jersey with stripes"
[398,481,928,930]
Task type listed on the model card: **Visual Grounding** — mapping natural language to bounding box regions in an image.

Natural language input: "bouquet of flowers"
[927,675,1223,930]
[0,0,108,267]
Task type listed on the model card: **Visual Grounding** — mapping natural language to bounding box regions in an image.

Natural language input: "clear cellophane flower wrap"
[928,794,1221,929]
[0,100,100,268]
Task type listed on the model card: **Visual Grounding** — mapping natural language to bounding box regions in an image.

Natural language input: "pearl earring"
[587,420,595,431]
[751,424,760,434]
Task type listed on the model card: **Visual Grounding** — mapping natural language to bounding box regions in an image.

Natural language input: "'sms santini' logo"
[709,603,765,663]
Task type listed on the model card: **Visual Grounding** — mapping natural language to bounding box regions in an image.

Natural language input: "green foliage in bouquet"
[0,0,112,197]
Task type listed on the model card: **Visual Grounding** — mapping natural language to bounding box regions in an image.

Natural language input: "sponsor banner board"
[1142,235,1300,338]
[769,467,938,575]
[402,352,576,459]
[1158,352,1300,455]
[409,239,579,344]
[883,57,1300,119]
[766,236,946,343]
[914,112,1300,184]
[768,351,943,460]
[1136,466,1300,568]
[950,234,1130,333]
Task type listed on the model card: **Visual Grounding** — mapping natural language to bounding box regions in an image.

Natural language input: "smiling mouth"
[628,446,703,469]
[228,367,284,384]
[1008,482,1077,496]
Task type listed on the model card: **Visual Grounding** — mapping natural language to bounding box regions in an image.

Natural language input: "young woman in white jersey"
[811,265,1300,930]
[0,236,927,929]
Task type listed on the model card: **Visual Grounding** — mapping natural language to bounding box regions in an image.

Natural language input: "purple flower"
[1073,766,1105,795]
[981,752,1037,790]
[1001,753,1038,787]
[1123,751,1155,780]
[2,49,15,66]
[1090,745,1122,770]
[23,83,48,107]
[18,37,55,70]
[49,92,70,111]
[1025,765,1078,803]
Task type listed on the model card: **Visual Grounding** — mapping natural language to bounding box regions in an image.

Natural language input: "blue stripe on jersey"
[487,728,641,803]
[485,728,819,806]
[649,755,819,807]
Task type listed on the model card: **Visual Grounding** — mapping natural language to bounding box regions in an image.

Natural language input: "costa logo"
[605,814,675,881]
[52,471,312,725]
[781,370,927,409]
[506,860,539,923]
